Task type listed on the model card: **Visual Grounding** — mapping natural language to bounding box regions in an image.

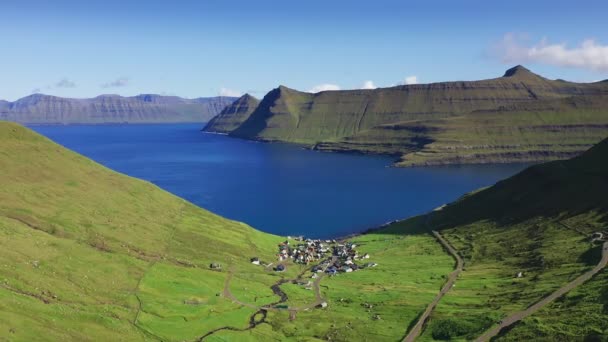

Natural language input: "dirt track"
[403,230,464,342]
[475,241,608,341]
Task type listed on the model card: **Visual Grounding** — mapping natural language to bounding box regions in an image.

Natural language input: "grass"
[0,121,280,341]
[228,232,455,341]
[0,121,455,341]
[3,120,608,341]
[494,268,608,341]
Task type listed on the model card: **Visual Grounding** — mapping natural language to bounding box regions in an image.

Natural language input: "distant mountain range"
[204,66,608,166]
[0,93,237,124]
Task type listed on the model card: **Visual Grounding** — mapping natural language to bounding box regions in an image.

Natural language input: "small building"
[251,257,260,265]
[317,302,328,308]
[209,263,222,270]
[365,263,378,268]
[362,253,370,259]
[516,272,524,278]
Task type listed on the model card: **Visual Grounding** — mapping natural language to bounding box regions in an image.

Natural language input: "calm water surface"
[32,124,529,238]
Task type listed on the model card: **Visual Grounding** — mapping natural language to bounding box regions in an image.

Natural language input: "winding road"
[475,241,608,341]
[403,230,464,342]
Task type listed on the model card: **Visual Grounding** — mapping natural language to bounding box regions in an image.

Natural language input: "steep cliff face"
[0,94,236,124]
[202,94,260,133]
[227,66,608,166]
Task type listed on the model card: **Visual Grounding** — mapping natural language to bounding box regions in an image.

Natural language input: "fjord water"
[32,124,528,238]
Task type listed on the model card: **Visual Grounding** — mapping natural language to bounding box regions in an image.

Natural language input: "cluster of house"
[312,242,377,276]
[248,236,378,277]
[275,237,336,264]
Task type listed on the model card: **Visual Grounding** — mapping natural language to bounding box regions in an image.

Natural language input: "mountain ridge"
[0,93,237,124]
[203,93,260,133]
[205,65,608,166]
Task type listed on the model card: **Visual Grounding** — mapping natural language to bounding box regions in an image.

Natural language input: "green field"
[2,120,608,341]
[0,122,454,341]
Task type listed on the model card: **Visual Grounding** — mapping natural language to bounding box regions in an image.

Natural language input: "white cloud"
[55,78,76,88]
[403,76,418,85]
[101,77,129,88]
[308,84,341,93]
[31,88,41,94]
[495,33,608,71]
[219,87,243,97]
[361,80,376,89]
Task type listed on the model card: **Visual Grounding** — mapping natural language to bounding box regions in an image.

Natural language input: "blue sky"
[1,0,607,101]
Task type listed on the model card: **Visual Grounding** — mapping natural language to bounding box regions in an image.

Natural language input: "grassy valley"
[0,122,455,341]
[2,119,608,341]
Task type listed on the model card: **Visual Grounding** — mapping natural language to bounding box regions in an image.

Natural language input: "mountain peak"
[502,65,536,78]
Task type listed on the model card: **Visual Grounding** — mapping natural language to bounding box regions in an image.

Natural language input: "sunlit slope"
[0,121,281,341]
[222,66,608,165]
[0,122,457,342]
[381,136,608,340]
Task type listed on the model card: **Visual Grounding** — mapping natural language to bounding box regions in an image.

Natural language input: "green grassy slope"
[0,122,456,341]
[4,119,608,341]
[219,66,608,166]
[203,94,260,133]
[0,121,283,341]
[381,136,608,340]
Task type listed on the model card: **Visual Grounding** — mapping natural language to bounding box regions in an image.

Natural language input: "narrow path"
[222,266,328,312]
[200,264,329,340]
[403,230,463,342]
[475,241,608,342]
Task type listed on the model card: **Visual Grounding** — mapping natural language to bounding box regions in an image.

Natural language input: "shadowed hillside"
[207,66,608,166]
[381,136,608,340]
[203,94,260,133]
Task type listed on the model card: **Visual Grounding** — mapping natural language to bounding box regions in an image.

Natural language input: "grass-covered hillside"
[203,94,260,133]
[382,135,608,340]
[0,122,457,341]
[2,120,607,341]
[0,121,281,340]
[205,66,608,166]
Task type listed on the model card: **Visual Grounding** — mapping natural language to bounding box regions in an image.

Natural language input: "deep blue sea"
[32,124,529,238]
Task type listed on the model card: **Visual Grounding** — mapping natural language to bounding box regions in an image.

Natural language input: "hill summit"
[204,65,608,166]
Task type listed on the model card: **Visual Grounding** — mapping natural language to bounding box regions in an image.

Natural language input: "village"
[250,236,378,278]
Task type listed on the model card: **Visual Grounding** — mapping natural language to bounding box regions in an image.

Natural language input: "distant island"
[204,65,608,166]
[0,93,237,124]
